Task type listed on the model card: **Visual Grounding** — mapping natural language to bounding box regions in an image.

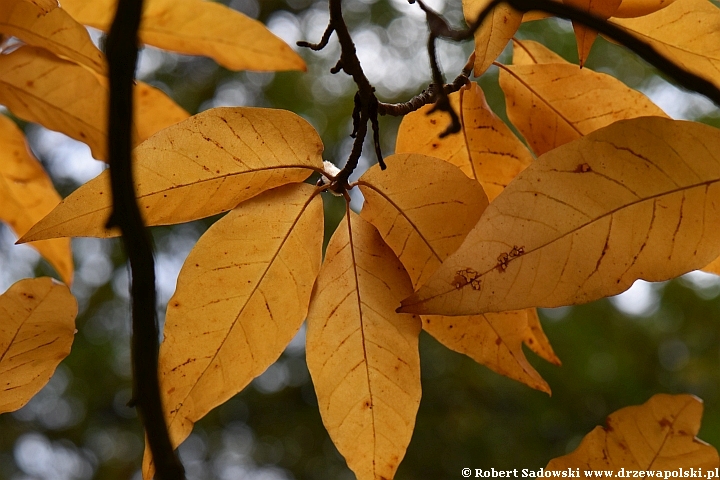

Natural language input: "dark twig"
[297,24,334,50]
[105,0,185,479]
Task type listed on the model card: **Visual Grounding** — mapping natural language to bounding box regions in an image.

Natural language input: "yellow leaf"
[702,256,720,276]
[142,183,323,479]
[358,154,554,392]
[546,394,718,473]
[611,0,720,90]
[512,38,567,65]
[22,0,58,14]
[358,153,488,289]
[463,0,523,75]
[60,0,305,72]
[395,83,533,201]
[0,115,73,284]
[401,117,720,315]
[0,277,76,413]
[563,0,622,66]
[306,210,421,480]
[524,308,561,366]
[20,107,323,241]
[0,0,105,74]
[613,0,677,18]
[499,41,668,156]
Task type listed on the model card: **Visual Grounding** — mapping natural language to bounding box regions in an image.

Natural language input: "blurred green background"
[1,0,720,478]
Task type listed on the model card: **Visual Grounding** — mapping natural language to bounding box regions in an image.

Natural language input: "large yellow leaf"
[358,154,555,392]
[0,46,186,161]
[142,183,323,479]
[395,83,534,201]
[546,394,718,473]
[401,117,720,315]
[0,277,76,413]
[306,210,421,480]
[0,0,105,74]
[613,0,677,17]
[563,0,622,66]
[463,0,523,75]
[60,0,305,72]
[20,107,323,242]
[499,40,668,156]
[612,0,720,89]
[0,116,72,284]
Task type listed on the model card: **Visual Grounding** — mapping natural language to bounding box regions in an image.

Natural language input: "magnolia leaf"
[613,0,677,17]
[395,83,534,201]
[20,107,323,242]
[60,0,305,72]
[500,40,668,156]
[611,0,720,90]
[142,183,323,479]
[358,154,554,391]
[0,0,105,74]
[512,38,568,65]
[563,0,622,66]
[401,117,720,315]
[463,0,522,75]
[358,153,489,289]
[306,210,421,480]
[0,116,72,284]
[23,0,58,14]
[0,277,76,413]
[524,308,561,366]
[546,394,719,472]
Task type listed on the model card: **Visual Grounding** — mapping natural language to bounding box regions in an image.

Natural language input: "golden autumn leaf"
[524,308,561,366]
[0,115,72,284]
[499,40,668,156]
[611,0,720,89]
[306,210,421,480]
[401,117,720,316]
[60,0,305,72]
[22,0,58,14]
[546,394,718,473]
[142,183,323,479]
[702,256,720,276]
[463,0,522,75]
[0,0,105,74]
[563,0,622,66]
[613,0,677,18]
[358,153,556,392]
[512,37,567,65]
[20,107,323,242]
[395,83,533,201]
[0,277,76,414]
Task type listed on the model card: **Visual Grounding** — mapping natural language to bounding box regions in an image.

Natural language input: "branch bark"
[105,1,185,479]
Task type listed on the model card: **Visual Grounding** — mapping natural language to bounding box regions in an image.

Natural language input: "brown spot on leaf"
[659,418,672,428]
[26,80,34,87]
[454,268,481,290]
[495,337,502,346]
[575,163,592,173]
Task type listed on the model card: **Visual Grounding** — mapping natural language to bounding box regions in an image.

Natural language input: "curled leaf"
[401,117,720,315]
[395,83,534,201]
[547,394,718,472]
[306,210,421,480]
[0,278,77,413]
[500,40,668,156]
[142,183,323,478]
[60,0,305,71]
[20,107,323,241]
[0,115,72,284]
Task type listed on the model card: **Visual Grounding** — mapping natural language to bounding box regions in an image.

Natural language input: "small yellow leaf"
[395,83,533,201]
[0,277,76,413]
[463,0,523,75]
[613,0,677,17]
[358,153,489,289]
[611,0,720,90]
[142,183,323,479]
[20,107,323,241]
[524,308,561,366]
[22,0,58,14]
[563,0,622,66]
[0,0,105,74]
[546,394,718,472]
[500,41,668,156]
[60,0,305,72]
[0,116,72,284]
[306,210,421,480]
[401,117,720,315]
[359,154,554,392]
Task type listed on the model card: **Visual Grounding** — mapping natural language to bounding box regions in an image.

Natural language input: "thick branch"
[105,1,185,479]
